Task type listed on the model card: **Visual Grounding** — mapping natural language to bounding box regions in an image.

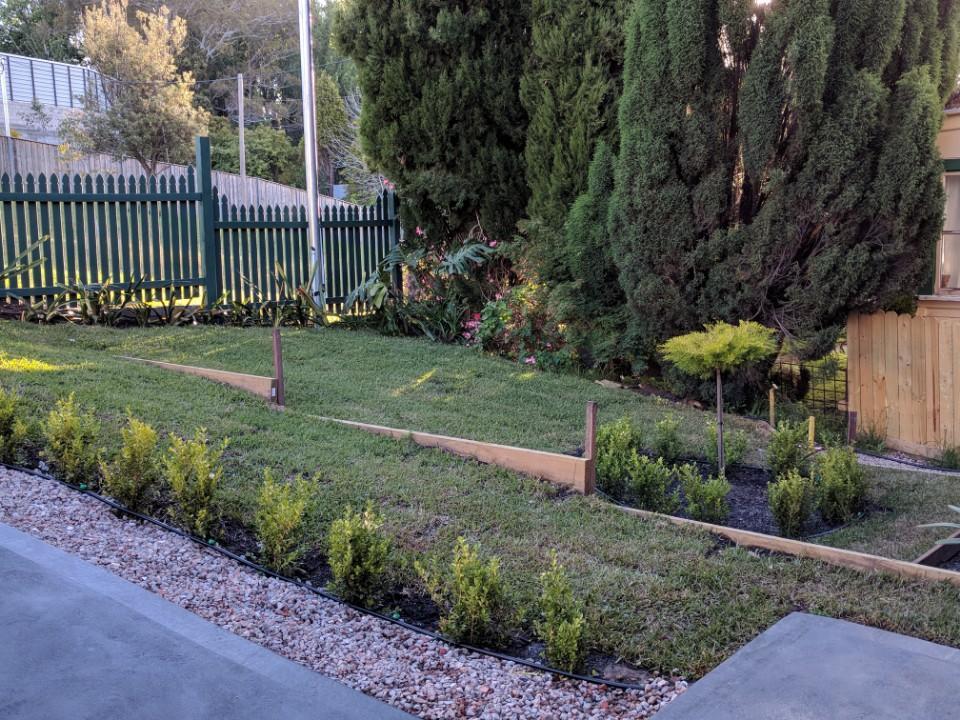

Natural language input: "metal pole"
[237,73,247,205]
[0,59,11,137]
[0,58,14,175]
[298,0,325,308]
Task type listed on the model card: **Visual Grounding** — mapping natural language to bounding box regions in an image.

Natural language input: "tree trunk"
[716,367,725,476]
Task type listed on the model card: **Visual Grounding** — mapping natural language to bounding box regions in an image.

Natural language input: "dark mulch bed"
[612,460,855,540]
[211,510,647,683]
[685,462,838,538]
[939,553,960,572]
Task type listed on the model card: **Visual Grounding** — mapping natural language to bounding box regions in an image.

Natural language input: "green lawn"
[11,322,765,458]
[813,466,960,562]
[1,322,959,678]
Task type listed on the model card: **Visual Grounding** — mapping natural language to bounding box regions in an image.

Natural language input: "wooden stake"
[808,416,816,449]
[716,368,725,476]
[272,328,285,407]
[769,387,776,427]
[583,401,598,495]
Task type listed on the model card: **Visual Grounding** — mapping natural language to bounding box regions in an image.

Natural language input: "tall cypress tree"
[520,0,630,281]
[609,0,960,363]
[334,1,530,248]
[553,141,633,370]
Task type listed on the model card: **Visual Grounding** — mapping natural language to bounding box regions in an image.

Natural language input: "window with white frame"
[939,174,960,293]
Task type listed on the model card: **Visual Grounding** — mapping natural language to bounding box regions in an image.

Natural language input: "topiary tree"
[609,0,960,367]
[333,0,530,250]
[660,321,777,474]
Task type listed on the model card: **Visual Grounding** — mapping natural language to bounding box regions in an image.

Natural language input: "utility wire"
[96,58,352,87]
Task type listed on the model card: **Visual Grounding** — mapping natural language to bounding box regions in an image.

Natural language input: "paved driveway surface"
[0,522,414,720]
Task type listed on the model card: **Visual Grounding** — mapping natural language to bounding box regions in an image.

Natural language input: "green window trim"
[944,159,960,172]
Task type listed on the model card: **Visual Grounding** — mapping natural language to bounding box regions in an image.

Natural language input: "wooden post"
[272,328,285,407]
[716,368,725,475]
[583,401,598,495]
[808,416,816,449]
[195,136,221,306]
[768,386,776,427]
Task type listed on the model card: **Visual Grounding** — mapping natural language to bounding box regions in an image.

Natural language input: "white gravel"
[0,466,687,719]
[856,451,960,476]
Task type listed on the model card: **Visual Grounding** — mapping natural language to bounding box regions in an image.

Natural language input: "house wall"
[939,112,960,162]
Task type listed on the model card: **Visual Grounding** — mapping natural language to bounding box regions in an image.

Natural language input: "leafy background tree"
[208,117,298,186]
[63,0,209,174]
[608,0,960,374]
[551,141,632,371]
[289,70,350,193]
[0,0,84,62]
[334,0,531,249]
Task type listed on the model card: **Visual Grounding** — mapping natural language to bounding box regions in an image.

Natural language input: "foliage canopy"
[63,0,209,174]
[659,321,778,379]
[609,0,960,361]
[334,0,531,249]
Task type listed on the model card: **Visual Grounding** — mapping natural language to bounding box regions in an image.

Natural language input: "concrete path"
[0,522,413,720]
[657,612,960,720]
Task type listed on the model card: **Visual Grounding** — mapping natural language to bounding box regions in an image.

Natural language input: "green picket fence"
[0,137,400,312]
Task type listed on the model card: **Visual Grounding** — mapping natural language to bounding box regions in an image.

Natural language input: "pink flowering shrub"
[464,284,570,370]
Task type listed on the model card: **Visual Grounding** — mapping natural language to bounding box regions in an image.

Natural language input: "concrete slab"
[657,612,960,720]
[0,522,413,720]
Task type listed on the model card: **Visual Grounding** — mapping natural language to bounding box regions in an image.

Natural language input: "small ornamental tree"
[65,0,209,175]
[660,321,777,474]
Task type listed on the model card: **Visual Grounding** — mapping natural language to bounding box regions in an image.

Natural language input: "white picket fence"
[0,135,350,210]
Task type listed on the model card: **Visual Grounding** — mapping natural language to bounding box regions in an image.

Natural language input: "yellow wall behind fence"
[848,302,960,458]
[938,112,960,160]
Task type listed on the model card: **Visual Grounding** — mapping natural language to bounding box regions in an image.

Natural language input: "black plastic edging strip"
[0,461,652,692]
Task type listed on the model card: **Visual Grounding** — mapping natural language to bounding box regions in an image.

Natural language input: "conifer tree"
[552,142,631,369]
[520,0,630,280]
[334,1,530,249]
[609,0,960,362]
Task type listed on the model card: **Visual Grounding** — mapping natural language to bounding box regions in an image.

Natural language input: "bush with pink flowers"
[464,284,570,370]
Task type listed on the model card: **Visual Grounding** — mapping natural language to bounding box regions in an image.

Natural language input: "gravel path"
[856,452,960,477]
[0,467,686,719]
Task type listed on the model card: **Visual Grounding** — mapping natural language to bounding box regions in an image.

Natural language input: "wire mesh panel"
[771,354,849,436]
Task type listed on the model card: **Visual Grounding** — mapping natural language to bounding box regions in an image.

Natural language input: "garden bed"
[217,510,634,681]
[3,323,960,680]
[606,460,858,540]
[0,466,685,719]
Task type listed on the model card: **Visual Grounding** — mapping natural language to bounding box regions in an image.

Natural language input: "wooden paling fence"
[848,309,960,458]
[0,135,350,210]
[0,137,400,312]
